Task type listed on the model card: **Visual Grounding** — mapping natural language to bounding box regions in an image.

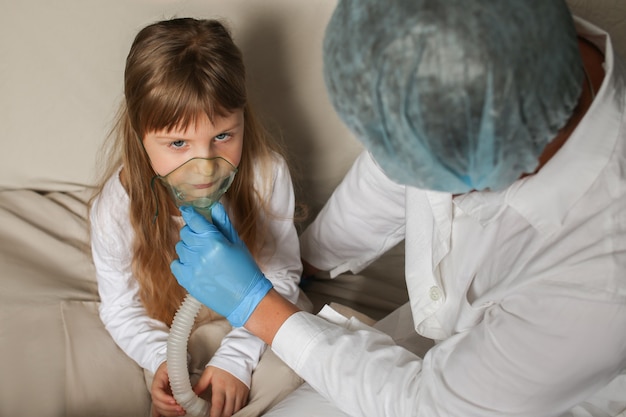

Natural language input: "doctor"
[171,0,626,416]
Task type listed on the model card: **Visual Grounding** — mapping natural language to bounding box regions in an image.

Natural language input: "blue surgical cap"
[323,0,583,193]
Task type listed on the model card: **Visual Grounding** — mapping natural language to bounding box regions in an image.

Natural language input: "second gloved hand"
[170,203,272,327]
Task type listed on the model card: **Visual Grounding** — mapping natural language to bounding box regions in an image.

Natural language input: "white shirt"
[91,155,303,387]
[276,18,626,417]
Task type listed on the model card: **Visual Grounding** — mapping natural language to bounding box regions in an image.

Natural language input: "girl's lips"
[193,182,214,190]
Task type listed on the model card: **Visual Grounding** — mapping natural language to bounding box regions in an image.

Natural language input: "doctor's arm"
[171,203,421,416]
[244,289,300,345]
[173,208,626,417]
[248,287,626,417]
[300,151,406,276]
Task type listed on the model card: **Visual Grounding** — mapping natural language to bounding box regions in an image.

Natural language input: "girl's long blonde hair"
[91,18,283,326]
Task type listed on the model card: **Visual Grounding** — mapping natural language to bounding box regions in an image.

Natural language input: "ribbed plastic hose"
[167,294,210,417]
[162,157,238,417]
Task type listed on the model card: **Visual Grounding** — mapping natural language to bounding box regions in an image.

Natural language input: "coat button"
[429,286,442,301]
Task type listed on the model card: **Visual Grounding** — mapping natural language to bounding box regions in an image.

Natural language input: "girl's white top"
[90,154,302,387]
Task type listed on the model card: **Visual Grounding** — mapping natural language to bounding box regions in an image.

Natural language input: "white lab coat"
[268,17,626,417]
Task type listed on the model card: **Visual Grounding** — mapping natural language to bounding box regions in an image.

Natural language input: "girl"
[90,18,309,417]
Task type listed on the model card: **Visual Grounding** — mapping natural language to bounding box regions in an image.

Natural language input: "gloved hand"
[170,203,273,327]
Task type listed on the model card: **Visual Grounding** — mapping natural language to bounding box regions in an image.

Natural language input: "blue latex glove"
[170,203,273,327]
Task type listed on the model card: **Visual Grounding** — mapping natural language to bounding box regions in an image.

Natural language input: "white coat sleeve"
[272,308,423,417]
[300,151,406,277]
[273,288,626,417]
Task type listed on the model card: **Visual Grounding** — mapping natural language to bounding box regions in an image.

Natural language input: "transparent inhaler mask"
[158,156,238,218]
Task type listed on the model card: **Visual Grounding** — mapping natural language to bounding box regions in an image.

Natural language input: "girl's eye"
[170,140,186,149]
[215,133,231,142]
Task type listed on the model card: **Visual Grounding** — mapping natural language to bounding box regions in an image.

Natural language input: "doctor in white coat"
[171,0,626,416]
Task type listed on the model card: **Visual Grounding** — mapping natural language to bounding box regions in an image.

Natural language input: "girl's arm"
[255,153,303,304]
[90,179,169,374]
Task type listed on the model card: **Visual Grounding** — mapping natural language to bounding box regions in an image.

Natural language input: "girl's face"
[143,110,244,177]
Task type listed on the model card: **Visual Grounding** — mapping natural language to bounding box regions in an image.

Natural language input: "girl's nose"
[193,157,217,177]
[196,141,214,160]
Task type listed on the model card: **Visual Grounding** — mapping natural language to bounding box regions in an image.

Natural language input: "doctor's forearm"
[244,289,301,345]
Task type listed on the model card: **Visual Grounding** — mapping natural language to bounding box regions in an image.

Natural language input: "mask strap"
[150,175,160,224]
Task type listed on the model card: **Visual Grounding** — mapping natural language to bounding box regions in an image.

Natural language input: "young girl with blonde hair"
[90,17,309,417]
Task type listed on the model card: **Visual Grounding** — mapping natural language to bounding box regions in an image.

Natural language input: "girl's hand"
[151,362,185,417]
[194,365,249,417]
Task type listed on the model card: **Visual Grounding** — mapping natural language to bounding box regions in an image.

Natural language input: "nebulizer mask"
[159,156,237,417]
[160,156,238,219]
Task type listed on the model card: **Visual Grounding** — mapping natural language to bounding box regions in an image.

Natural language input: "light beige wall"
[567,0,626,59]
[0,0,357,202]
[1,1,623,216]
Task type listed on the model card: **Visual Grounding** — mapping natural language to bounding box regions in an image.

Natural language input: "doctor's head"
[323,0,584,194]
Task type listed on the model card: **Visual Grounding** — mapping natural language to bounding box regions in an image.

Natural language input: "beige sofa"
[1,1,624,416]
